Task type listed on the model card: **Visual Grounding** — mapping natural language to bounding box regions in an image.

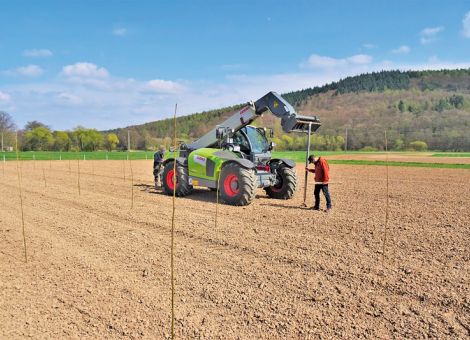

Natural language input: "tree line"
[0,114,121,152]
[2,69,469,152]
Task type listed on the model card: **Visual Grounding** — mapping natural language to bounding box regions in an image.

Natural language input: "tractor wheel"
[219,163,256,206]
[265,164,297,199]
[161,161,193,197]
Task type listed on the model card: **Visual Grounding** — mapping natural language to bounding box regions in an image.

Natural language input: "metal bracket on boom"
[254,92,321,133]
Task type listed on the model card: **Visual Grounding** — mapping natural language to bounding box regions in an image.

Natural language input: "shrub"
[409,141,428,151]
[360,146,378,152]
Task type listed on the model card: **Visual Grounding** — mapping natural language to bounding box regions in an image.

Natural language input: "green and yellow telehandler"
[159,91,321,205]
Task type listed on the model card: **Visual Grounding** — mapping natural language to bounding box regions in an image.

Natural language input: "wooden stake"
[170,103,177,340]
[301,123,313,207]
[215,174,221,229]
[15,132,27,262]
[382,130,390,265]
[129,154,134,209]
[122,159,126,181]
[77,158,81,196]
[42,163,47,188]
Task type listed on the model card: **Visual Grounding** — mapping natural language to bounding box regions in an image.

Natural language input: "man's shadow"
[259,202,312,210]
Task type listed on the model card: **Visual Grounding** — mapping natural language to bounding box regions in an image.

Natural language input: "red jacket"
[310,157,329,183]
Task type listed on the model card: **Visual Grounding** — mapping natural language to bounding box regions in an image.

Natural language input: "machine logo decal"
[194,155,207,166]
[240,106,250,114]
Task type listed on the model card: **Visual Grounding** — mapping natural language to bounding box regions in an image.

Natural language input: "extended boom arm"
[187,91,321,150]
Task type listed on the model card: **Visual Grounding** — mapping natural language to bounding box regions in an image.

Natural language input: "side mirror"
[269,128,274,138]
[269,141,276,151]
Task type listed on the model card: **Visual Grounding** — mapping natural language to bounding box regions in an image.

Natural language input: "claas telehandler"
[159,91,321,205]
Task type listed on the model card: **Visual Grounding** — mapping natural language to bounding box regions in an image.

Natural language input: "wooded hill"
[108,69,470,151]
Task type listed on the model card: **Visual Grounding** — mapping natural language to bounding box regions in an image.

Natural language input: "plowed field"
[1,160,469,339]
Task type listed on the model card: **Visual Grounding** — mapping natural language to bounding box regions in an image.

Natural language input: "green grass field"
[0,151,155,161]
[327,160,470,169]
[1,150,469,169]
[431,153,470,157]
[271,151,470,169]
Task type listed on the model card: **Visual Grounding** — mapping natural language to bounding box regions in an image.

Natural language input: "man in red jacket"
[306,154,332,212]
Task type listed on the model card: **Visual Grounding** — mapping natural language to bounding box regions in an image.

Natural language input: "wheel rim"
[271,175,283,192]
[224,174,240,197]
[166,169,175,190]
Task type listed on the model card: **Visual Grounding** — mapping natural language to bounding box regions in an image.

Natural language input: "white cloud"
[146,79,185,93]
[462,11,470,38]
[58,92,82,104]
[303,53,373,69]
[347,54,373,64]
[3,55,470,131]
[8,64,44,77]
[23,49,53,57]
[0,91,11,102]
[420,26,444,44]
[62,62,109,78]
[392,45,411,54]
[113,27,128,36]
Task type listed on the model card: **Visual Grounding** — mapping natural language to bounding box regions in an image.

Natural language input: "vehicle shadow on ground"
[134,183,219,203]
[135,183,316,207]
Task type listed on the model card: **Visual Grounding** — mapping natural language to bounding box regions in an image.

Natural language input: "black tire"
[264,164,297,199]
[161,161,193,197]
[219,163,256,206]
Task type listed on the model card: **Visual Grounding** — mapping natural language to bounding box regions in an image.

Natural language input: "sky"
[1,0,470,130]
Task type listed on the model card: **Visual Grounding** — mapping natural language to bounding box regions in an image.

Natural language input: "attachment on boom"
[254,91,321,133]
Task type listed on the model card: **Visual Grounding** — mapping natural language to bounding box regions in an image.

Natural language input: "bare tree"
[0,111,16,151]
[0,111,16,132]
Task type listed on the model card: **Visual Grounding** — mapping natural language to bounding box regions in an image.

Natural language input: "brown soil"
[1,160,469,339]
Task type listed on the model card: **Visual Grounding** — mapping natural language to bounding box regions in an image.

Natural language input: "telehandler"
[159,91,321,205]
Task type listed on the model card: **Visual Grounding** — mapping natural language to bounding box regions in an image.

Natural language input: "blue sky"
[1,0,470,130]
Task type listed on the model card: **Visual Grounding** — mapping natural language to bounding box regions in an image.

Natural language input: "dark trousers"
[153,163,162,180]
[314,184,332,209]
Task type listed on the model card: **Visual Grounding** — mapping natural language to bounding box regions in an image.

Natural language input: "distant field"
[273,151,470,169]
[1,151,154,161]
[2,150,469,169]
[431,153,470,157]
[2,150,362,161]
[273,151,375,162]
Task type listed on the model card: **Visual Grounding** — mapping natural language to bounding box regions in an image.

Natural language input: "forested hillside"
[4,69,468,152]
[107,69,470,151]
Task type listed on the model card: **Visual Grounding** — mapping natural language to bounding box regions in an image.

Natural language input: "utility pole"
[127,130,130,152]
